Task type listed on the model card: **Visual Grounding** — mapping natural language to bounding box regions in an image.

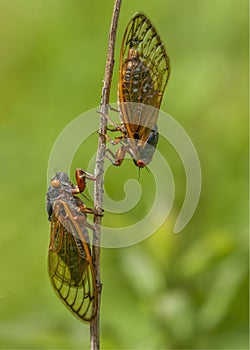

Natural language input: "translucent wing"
[119,12,170,142]
[48,199,97,322]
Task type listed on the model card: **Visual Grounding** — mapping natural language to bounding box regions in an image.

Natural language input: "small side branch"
[90,1,122,350]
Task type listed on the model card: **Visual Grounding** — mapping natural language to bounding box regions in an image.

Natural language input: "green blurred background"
[0,0,248,349]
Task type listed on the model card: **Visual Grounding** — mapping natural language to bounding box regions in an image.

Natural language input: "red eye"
[136,160,146,168]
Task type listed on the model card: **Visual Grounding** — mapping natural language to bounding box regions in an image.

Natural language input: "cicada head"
[130,124,159,168]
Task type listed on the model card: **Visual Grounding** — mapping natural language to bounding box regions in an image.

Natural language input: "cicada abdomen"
[119,12,170,108]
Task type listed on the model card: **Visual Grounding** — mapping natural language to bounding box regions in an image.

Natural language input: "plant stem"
[90,1,122,349]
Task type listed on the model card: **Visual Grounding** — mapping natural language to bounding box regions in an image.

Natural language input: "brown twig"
[90,1,122,349]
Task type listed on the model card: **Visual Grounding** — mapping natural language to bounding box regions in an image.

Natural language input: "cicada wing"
[119,12,170,107]
[119,13,170,142]
[121,102,159,142]
[48,201,97,322]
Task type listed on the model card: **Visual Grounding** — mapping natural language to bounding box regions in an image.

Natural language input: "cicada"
[106,12,170,168]
[46,169,97,322]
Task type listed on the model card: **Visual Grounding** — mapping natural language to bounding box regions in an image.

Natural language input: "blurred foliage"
[0,0,248,349]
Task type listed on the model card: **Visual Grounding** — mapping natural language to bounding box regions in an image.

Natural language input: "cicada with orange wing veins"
[46,168,99,322]
[106,12,170,168]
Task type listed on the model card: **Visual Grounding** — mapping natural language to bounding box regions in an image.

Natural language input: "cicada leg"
[105,146,127,166]
[72,169,104,217]
[72,168,96,194]
[97,109,122,131]
[78,203,104,217]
